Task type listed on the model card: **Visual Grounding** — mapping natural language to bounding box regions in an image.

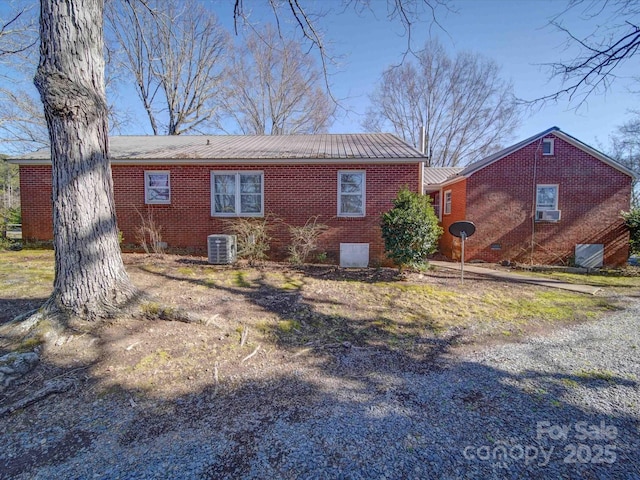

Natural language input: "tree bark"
[33,0,136,321]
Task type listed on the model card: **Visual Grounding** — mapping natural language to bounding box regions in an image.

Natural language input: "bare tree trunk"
[33,0,136,321]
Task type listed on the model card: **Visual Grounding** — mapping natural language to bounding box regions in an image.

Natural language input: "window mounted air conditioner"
[536,210,561,222]
[207,234,237,264]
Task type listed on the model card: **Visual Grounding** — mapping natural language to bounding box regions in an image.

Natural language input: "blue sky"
[1,0,636,153]
[276,0,637,150]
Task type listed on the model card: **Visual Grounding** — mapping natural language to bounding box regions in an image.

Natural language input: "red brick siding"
[438,179,467,260]
[459,134,631,266]
[19,166,53,241]
[20,163,420,265]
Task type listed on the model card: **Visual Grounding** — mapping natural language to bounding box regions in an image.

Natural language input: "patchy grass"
[511,268,640,290]
[0,250,54,298]
[0,249,625,354]
[576,368,616,383]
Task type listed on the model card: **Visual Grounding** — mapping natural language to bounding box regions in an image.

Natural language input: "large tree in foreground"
[364,39,520,167]
[16,0,447,328]
[33,0,136,321]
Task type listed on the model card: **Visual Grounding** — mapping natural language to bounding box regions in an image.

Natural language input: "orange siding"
[438,178,467,260]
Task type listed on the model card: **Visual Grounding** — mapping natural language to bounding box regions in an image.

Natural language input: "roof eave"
[423,174,468,190]
[552,130,637,179]
[9,156,426,166]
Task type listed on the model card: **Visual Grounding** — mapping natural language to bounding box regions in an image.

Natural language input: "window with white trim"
[432,192,441,219]
[211,171,264,216]
[536,184,558,211]
[542,138,554,156]
[443,190,452,215]
[145,171,170,204]
[338,170,365,217]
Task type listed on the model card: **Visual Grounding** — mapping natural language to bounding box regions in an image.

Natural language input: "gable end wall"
[459,134,631,266]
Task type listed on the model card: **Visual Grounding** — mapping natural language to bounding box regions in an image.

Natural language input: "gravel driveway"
[2,298,639,479]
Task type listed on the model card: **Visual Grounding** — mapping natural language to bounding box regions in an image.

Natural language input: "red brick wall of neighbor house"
[460,134,632,266]
[19,166,54,241]
[437,179,467,260]
[19,163,420,265]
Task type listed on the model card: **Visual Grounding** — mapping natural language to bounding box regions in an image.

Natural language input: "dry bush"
[288,216,328,264]
[226,216,275,265]
[135,207,165,255]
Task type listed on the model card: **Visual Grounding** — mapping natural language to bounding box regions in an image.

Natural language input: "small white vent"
[207,235,237,264]
[536,210,561,222]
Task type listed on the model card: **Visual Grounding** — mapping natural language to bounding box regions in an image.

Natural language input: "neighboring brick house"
[424,127,635,267]
[13,134,425,266]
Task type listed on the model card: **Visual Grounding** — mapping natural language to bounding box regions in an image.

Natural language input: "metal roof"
[422,127,636,189]
[12,133,426,164]
[423,167,464,185]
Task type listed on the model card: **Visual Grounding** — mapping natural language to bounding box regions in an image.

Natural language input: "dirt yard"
[1,251,638,478]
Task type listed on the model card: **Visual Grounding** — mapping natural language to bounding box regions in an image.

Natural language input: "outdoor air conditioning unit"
[536,210,561,222]
[207,234,237,264]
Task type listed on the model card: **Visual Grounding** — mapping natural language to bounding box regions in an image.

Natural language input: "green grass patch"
[233,271,252,288]
[277,319,301,333]
[514,270,640,289]
[133,349,171,372]
[576,368,616,382]
[0,250,54,297]
[281,276,304,290]
[176,266,196,276]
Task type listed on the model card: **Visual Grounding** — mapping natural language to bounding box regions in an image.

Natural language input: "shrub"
[622,208,640,254]
[226,216,274,265]
[135,207,164,255]
[381,187,442,269]
[288,216,328,264]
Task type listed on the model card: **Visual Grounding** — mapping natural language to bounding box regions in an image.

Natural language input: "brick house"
[424,127,635,267]
[13,134,425,266]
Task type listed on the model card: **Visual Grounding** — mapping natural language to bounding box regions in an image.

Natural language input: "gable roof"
[459,126,636,178]
[11,133,427,165]
[423,126,637,188]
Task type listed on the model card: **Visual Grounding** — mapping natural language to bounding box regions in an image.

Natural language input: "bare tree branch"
[526,0,640,107]
[364,38,520,167]
[232,0,452,104]
[220,24,334,135]
[106,0,229,135]
[0,5,37,58]
[0,2,44,154]
[610,113,640,205]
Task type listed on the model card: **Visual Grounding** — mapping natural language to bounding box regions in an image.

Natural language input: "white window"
[211,171,264,217]
[542,138,554,156]
[432,192,441,219]
[338,170,366,217]
[145,171,170,204]
[443,190,452,215]
[536,184,558,211]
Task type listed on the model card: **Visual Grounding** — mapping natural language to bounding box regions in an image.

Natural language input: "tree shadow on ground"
[1,263,639,479]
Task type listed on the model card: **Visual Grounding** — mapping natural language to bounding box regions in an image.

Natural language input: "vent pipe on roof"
[419,126,426,155]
